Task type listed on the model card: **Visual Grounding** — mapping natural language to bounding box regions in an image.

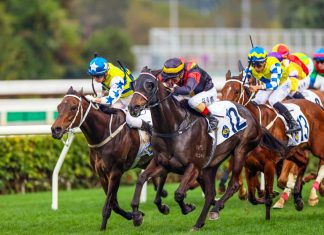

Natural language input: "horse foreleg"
[264,162,275,220]
[238,170,248,200]
[153,173,170,215]
[245,168,261,205]
[174,163,199,215]
[100,168,123,231]
[192,167,216,231]
[131,159,165,227]
[152,176,168,198]
[293,157,309,211]
[210,149,245,218]
[308,162,324,206]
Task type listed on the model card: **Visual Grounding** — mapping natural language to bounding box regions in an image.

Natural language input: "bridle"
[224,79,255,106]
[133,72,174,109]
[63,94,99,131]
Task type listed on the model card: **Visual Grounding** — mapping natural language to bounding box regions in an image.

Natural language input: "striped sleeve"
[265,63,281,90]
[243,67,252,81]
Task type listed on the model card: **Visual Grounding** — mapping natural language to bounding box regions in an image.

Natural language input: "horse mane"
[179,99,202,117]
[66,86,119,115]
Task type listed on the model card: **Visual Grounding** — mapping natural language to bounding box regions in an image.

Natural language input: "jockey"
[85,55,152,133]
[309,48,324,91]
[272,43,314,97]
[159,57,218,131]
[244,46,301,134]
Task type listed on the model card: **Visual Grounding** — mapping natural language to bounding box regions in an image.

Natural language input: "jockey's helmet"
[313,48,324,62]
[268,52,283,62]
[248,46,267,63]
[161,58,184,81]
[272,43,289,58]
[88,57,109,76]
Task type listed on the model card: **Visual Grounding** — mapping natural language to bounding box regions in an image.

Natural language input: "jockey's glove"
[85,95,105,104]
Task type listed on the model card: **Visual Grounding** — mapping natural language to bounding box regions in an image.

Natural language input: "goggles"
[252,61,266,68]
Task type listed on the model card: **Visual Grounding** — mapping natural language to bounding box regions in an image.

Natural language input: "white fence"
[133,27,324,74]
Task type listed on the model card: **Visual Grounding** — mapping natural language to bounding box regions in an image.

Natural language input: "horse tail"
[259,127,287,158]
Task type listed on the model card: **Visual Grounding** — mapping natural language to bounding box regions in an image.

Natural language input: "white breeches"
[296,77,310,93]
[314,77,324,92]
[253,79,291,106]
[112,94,152,129]
[188,88,218,109]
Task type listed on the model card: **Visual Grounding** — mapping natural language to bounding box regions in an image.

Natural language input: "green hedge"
[0,134,139,194]
[0,134,319,195]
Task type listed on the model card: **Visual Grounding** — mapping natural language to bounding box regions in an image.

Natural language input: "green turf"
[0,183,322,235]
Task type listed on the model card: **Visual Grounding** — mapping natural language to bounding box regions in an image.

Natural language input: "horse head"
[221,61,254,106]
[129,66,168,117]
[51,86,88,139]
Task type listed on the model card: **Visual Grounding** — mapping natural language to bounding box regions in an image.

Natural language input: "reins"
[134,72,198,138]
[63,94,126,148]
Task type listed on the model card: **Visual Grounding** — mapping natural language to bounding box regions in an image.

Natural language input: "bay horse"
[128,67,284,230]
[221,70,324,213]
[51,87,167,231]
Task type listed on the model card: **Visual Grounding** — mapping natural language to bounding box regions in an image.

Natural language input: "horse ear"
[141,66,148,72]
[238,71,243,80]
[226,70,231,80]
[238,60,244,73]
[79,87,84,95]
[152,69,162,77]
[67,86,74,94]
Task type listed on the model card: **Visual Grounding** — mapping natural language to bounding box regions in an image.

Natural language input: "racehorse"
[51,87,167,231]
[221,69,324,212]
[127,67,284,230]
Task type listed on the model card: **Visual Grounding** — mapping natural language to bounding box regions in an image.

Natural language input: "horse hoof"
[272,198,285,209]
[182,204,196,215]
[161,190,168,198]
[190,227,200,232]
[308,197,319,207]
[239,190,248,200]
[160,204,170,215]
[208,211,219,220]
[133,211,144,227]
[294,200,304,211]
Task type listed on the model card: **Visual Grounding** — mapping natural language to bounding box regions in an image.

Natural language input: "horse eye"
[234,90,240,95]
[71,105,77,111]
[144,81,154,91]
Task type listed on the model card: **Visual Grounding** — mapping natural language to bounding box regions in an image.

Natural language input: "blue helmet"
[314,48,324,61]
[88,57,109,76]
[248,46,267,63]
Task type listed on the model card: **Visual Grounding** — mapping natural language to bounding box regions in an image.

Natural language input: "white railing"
[133,27,324,74]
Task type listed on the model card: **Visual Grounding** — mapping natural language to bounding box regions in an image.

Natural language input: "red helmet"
[272,43,289,58]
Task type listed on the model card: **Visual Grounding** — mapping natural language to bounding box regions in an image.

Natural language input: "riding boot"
[273,102,301,134]
[140,120,153,135]
[292,91,305,99]
[206,113,219,132]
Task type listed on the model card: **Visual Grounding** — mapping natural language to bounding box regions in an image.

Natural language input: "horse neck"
[150,85,187,133]
[80,102,123,145]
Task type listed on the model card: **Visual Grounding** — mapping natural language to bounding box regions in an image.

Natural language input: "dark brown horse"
[128,67,284,230]
[221,70,324,213]
[51,87,167,230]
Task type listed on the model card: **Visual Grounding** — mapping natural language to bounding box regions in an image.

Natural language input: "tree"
[83,27,135,71]
[0,0,81,80]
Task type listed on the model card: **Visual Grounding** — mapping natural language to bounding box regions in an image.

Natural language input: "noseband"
[133,72,173,108]
[224,79,255,106]
[63,94,98,131]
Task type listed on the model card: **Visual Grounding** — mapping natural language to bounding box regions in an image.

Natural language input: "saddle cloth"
[282,103,310,146]
[207,101,248,145]
[301,90,323,107]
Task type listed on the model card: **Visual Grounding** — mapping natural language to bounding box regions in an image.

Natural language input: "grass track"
[0,183,323,235]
